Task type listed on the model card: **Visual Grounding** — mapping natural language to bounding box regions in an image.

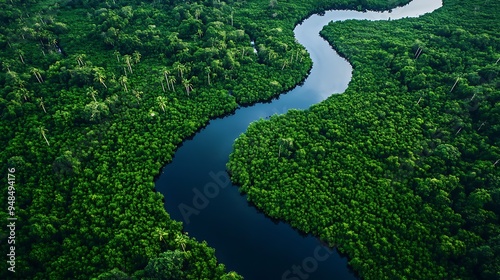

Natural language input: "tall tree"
[132,89,143,104]
[132,50,141,64]
[168,76,176,92]
[19,88,32,101]
[173,61,187,79]
[76,54,86,67]
[174,232,188,252]
[31,68,44,83]
[114,50,121,62]
[86,86,98,102]
[38,97,47,113]
[155,228,169,245]
[157,96,168,113]
[93,68,108,89]
[119,76,128,92]
[281,59,288,70]
[16,49,25,64]
[2,61,11,72]
[162,68,171,91]
[39,126,50,146]
[182,78,193,96]
[124,55,133,74]
[205,66,211,85]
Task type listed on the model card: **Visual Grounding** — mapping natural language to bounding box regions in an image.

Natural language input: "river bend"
[155,1,442,279]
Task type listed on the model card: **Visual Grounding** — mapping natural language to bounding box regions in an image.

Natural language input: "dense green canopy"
[228,0,500,279]
[0,0,422,279]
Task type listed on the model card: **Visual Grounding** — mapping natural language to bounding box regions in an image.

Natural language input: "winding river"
[155,1,442,279]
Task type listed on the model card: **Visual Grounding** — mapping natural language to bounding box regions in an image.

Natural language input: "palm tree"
[132,90,143,104]
[39,126,50,146]
[2,61,11,73]
[241,47,246,59]
[76,54,86,66]
[414,47,423,59]
[162,68,171,91]
[168,76,176,92]
[281,60,288,70]
[87,101,99,120]
[114,50,121,62]
[49,38,57,48]
[16,49,25,64]
[450,76,460,92]
[94,69,107,89]
[19,88,31,101]
[17,77,26,89]
[174,232,188,252]
[132,50,141,64]
[124,55,133,74]
[182,78,193,96]
[160,78,166,92]
[155,228,168,244]
[38,97,47,113]
[119,76,128,92]
[205,66,211,85]
[86,86,98,102]
[20,26,29,40]
[299,49,306,62]
[157,96,167,113]
[37,14,46,25]
[31,68,43,83]
[173,62,186,79]
[279,42,288,52]
[223,271,241,279]
[478,121,486,131]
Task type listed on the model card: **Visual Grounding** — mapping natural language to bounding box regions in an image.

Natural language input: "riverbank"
[157,1,442,279]
[228,0,500,278]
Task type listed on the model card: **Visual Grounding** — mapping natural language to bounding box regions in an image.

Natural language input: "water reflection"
[155,1,442,279]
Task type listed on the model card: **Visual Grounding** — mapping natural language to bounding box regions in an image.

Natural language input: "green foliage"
[52,150,81,176]
[228,0,500,279]
[1,0,446,279]
[96,268,131,280]
[144,250,185,280]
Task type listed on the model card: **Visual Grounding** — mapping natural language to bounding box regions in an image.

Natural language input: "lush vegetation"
[0,0,422,279]
[228,0,500,279]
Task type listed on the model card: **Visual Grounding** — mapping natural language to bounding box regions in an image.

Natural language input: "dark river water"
[155,1,442,279]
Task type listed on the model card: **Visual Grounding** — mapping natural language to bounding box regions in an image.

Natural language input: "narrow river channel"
[155,1,442,279]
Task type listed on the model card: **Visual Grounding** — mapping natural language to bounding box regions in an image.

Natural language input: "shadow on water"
[154,1,442,279]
